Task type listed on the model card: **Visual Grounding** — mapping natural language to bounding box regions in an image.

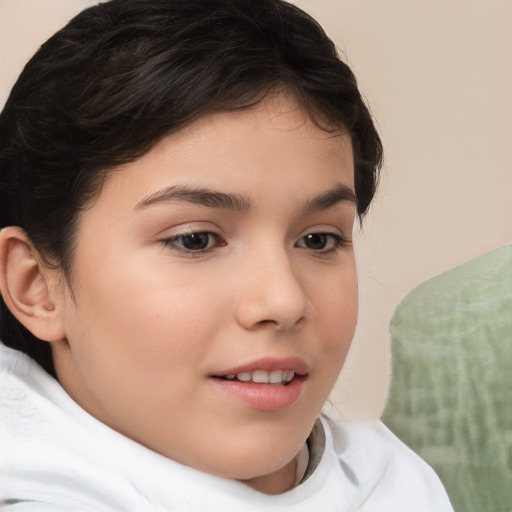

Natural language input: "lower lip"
[210,376,306,412]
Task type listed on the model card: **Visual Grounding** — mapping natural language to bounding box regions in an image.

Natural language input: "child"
[0,0,453,509]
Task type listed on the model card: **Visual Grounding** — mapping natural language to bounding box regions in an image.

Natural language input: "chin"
[191,431,305,482]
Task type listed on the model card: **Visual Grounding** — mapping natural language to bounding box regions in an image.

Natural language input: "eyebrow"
[135,185,252,212]
[303,184,356,213]
[135,183,356,213]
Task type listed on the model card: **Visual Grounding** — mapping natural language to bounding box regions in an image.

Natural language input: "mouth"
[209,357,309,411]
[215,369,297,386]
[210,356,309,384]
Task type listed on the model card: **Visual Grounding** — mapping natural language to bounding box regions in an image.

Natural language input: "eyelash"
[161,232,226,256]
[295,232,348,255]
[161,231,348,257]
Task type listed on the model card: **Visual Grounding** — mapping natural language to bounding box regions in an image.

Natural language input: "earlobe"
[0,226,66,342]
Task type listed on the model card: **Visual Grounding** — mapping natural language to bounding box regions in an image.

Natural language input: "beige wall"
[1,0,511,419]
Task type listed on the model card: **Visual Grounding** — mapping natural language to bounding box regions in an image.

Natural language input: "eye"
[295,232,346,253]
[162,231,226,254]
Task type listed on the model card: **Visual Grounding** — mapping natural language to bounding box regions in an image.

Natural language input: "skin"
[42,95,358,494]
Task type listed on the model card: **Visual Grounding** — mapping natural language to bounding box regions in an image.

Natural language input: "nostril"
[255,319,279,327]
[255,317,306,331]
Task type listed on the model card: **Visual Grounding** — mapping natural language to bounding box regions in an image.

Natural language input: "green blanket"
[382,245,512,512]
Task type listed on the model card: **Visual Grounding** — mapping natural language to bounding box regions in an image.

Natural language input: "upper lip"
[211,357,309,377]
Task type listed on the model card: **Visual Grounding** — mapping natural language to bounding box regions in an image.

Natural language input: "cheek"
[320,297,357,363]
[317,262,358,339]
[309,268,358,389]
[60,273,222,420]
[299,265,358,410]
[78,266,223,374]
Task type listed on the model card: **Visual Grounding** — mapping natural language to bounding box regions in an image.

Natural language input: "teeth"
[252,370,269,383]
[269,370,283,383]
[228,370,296,384]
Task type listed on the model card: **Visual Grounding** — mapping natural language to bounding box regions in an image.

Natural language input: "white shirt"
[0,344,453,511]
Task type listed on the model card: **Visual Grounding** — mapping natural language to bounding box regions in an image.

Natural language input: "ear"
[0,226,66,342]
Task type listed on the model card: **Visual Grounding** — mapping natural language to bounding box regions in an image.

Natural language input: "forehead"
[92,95,354,214]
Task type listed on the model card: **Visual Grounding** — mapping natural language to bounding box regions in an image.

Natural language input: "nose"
[234,247,312,332]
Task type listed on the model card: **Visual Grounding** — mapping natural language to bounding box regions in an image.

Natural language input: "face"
[50,95,358,491]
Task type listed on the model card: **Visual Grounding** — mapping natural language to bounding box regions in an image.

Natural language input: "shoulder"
[321,416,454,511]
